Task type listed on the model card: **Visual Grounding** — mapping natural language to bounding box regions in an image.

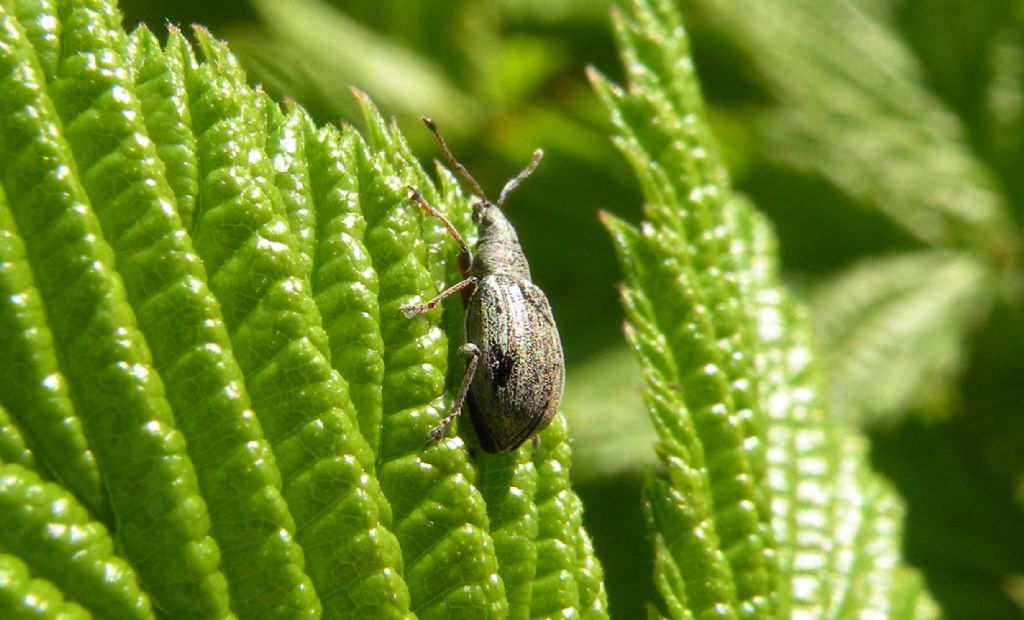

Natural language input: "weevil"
[400,118,564,453]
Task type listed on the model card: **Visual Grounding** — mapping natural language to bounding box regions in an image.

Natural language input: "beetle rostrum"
[400,117,565,453]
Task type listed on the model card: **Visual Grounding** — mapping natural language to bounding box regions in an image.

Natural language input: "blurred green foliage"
[117,0,1024,617]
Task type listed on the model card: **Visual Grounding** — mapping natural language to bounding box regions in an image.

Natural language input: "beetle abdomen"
[465,274,564,453]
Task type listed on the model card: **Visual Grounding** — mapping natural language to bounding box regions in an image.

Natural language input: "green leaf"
[183,27,408,618]
[812,250,991,425]
[530,413,609,619]
[0,183,103,516]
[0,404,36,471]
[304,119,388,457]
[0,553,90,620]
[263,99,317,281]
[0,0,604,617]
[594,0,938,617]
[42,3,320,615]
[0,463,153,618]
[731,202,938,618]
[603,214,746,619]
[572,519,608,618]
[0,4,230,616]
[353,95,508,619]
[126,25,201,232]
[477,445,539,619]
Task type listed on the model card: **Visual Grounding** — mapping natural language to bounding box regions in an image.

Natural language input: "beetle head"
[470,200,530,279]
[471,200,497,226]
[472,200,517,242]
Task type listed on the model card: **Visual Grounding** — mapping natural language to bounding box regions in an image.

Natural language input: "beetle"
[400,118,564,453]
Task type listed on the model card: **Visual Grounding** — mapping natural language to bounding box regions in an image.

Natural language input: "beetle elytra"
[401,118,565,453]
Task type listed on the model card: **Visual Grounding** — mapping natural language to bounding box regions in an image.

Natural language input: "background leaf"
[812,250,990,425]
[595,0,938,618]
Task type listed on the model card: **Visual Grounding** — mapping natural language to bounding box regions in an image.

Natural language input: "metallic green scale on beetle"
[401,118,565,453]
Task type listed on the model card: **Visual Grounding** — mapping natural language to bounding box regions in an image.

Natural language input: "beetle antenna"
[422,117,488,203]
[497,149,543,208]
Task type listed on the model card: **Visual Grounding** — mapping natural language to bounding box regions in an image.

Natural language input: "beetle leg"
[407,186,471,273]
[531,434,540,455]
[400,276,478,319]
[427,343,481,445]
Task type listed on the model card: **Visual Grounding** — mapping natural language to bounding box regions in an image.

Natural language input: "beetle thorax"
[470,202,532,280]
